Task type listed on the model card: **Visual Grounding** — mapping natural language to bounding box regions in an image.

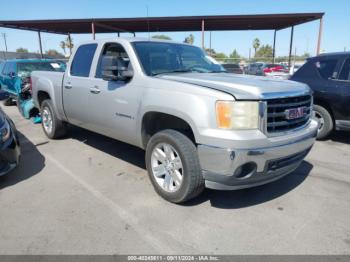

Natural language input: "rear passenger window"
[70,44,97,77]
[339,59,350,81]
[315,59,337,80]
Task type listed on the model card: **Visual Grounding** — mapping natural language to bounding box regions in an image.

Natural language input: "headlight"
[216,101,259,130]
[0,120,11,142]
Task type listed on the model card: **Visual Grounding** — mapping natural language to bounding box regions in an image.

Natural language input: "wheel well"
[37,91,51,107]
[141,112,196,148]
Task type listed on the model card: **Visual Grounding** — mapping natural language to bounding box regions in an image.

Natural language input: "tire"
[313,104,333,140]
[40,99,67,139]
[145,129,204,203]
[3,97,14,106]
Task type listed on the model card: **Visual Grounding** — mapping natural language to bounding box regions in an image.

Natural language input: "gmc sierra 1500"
[31,38,318,203]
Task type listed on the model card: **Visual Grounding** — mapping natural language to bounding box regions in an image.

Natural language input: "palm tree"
[59,41,66,55]
[252,38,260,57]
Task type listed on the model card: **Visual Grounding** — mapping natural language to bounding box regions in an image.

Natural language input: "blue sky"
[0,0,349,57]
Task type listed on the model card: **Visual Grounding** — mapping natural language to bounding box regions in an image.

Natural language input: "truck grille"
[266,95,312,133]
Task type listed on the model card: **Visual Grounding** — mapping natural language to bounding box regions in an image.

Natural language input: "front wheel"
[41,99,67,139]
[145,130,204,203]
[313,104,333,140]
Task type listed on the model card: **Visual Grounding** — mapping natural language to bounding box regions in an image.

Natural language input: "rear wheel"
[41,99,67,139]
[313,104,333,140]
[146,129,204,203]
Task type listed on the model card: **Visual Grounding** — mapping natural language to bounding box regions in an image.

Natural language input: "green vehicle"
[0,59,66,120]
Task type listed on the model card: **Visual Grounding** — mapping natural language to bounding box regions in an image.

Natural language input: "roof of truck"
[78,37,194,46]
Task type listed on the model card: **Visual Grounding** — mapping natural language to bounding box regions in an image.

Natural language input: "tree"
[214,52,227,60]
[255,44,273,59]
[152,35,172,40]
[184,34,194,45]
[16,47,28,53]
[302,52,311,58]
[59,41,66,55]
[252,38,260,56]
[229,49,240,59]
[45,49,63,57]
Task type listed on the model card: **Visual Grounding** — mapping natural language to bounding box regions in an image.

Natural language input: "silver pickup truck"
[31,38,318,203]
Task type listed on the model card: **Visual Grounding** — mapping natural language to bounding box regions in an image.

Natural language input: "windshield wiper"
[152,69,197,76]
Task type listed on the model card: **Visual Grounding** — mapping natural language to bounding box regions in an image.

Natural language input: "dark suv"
[291,52,350,139]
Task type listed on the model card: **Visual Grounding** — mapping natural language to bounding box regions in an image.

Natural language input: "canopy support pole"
[288,26,294,68]
[38,31,43,58]
[316,17,323,55]
[201,19,205,49]
[68,33,72,56]
[91,22,95,40]
[272,29,277,63]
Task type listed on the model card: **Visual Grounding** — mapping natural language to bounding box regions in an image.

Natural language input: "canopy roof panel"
[0,13,324,34]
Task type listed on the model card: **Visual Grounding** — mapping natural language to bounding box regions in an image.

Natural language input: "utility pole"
[1,33,7,60]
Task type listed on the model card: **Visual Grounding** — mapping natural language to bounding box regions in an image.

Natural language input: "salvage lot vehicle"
[31,38,318,203]
[0,59,66,120]
[0,106,20,176]
[246,62,290,79]
[222,63,244,74]
[291,52,350,139]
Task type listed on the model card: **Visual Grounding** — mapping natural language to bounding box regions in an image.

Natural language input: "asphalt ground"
[0,105,350,255]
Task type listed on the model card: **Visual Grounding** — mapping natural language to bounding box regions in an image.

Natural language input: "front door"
[87,42,141,146]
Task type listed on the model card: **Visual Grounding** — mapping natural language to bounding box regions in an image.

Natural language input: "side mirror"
[101,56,133,81]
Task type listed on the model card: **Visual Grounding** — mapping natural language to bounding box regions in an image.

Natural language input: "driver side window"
[95,43,131,79]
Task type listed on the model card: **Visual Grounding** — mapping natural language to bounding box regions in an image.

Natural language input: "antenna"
[146,5,150,40]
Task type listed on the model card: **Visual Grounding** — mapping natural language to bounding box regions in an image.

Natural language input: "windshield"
[17,61,66,75]
[132,41,226,76]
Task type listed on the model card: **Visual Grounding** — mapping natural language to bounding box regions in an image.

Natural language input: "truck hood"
[157,73,311,100]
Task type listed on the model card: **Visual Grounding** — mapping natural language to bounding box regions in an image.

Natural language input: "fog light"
[234,162,257,179]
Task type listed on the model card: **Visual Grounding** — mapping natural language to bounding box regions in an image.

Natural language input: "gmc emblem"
[285,107,306,120]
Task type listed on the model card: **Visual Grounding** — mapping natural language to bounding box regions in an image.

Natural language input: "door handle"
[64,83,72,89]
[90,86,101,94]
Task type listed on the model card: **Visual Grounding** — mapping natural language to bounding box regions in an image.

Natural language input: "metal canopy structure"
[0,13,324,64]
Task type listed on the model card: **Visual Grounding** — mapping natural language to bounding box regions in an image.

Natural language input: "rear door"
[62,43,98,127]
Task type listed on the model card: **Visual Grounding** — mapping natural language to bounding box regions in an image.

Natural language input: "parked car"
[290,52,350,139]
[244,62,263,75]
[222,63,244,74]
[289,64,303,75]
[31,38,318,203]
[246,63,289,79]
[0,106,20,176]
[0,59,66,119]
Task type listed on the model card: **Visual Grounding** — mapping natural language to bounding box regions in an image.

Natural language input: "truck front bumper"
[197,120,318,190]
